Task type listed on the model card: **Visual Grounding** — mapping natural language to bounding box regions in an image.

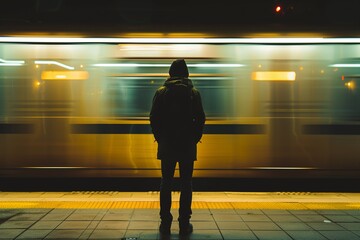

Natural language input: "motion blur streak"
[3,37,360,44]
[41,71,89,80]
[92,63,244,68]
[252,71,296,81]
[0,37,360,179]
[0,58,24,66]
[34,60,75,70]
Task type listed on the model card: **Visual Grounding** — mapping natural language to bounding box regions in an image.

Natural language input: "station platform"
[0,192,360,239]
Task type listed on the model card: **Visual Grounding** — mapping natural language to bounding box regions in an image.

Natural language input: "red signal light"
[275,6,282,13]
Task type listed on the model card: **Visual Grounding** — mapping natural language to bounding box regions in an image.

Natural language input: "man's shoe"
[179,223,193,235]
[159,222,171,235]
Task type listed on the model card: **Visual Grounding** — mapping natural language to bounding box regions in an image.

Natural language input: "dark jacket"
[150,77,206,161]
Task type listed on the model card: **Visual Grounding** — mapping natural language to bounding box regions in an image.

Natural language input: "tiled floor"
[0,192,360,239]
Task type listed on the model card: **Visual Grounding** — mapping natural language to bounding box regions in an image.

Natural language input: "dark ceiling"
[1,0,360,35]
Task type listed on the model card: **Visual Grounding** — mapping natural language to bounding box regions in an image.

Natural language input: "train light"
[189,63,244,68]
[34,60,74,70]
[92,63,244,68]
[41,71,89,80]
[33,80,41,88]
[345,81,356,90]
[0,58,24,66]
[252,71,296,81]
[329,63,360,68]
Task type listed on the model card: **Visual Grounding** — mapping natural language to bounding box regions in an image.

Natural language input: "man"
[150,59,206,235]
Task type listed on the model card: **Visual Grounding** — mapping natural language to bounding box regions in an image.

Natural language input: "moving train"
[0,36,359,178]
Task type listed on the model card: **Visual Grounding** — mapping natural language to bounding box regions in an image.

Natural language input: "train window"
[99,60,236,118]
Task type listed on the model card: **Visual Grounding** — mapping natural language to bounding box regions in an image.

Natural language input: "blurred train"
[0,36,360,179]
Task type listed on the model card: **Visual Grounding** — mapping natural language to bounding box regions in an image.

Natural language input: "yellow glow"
[119,44,199,52]
[33,81,41,87]
[108,73,229,78]
[119,32,212,38]
[299,66,304,71]
[252,71,296,81]
[120,33,165,38]
[36,65,39,68]
[93,63,244,68]
[41,71,89,80]
[345,81,356,90]
[167,33,211,38]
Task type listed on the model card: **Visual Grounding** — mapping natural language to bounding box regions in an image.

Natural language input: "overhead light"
[34,60,74,70]
[3,37,360,44]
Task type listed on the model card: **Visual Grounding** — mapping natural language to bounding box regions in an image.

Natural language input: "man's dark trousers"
[160,159,194,224]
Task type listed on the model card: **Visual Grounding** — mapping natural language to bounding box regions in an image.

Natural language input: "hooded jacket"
[150,76,205,161]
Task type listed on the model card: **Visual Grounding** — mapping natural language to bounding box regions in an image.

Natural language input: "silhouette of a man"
[150,59,205,235]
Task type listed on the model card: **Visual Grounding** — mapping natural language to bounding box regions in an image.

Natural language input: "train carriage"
[0,37,360,179]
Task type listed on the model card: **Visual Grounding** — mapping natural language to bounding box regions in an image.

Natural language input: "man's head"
[169,59,189,78]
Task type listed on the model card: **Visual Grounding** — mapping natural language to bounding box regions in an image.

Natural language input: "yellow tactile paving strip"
[0,201,359,210]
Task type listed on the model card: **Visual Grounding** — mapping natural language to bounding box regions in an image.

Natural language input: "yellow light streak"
[41,71,89,80]
[92,63,244,68]
[252,71,296,81]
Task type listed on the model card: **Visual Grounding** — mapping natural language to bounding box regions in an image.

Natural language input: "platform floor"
[1,192,360,239]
